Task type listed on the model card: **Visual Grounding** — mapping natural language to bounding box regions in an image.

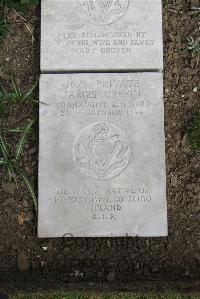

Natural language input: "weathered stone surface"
[41,0,163,71]
[38,73,167,237]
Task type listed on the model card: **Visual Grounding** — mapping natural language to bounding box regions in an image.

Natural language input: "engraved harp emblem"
[76,0,129,26]
[73,122,131,180]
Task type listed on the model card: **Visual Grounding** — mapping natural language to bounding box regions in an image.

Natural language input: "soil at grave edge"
[0,1,200,295]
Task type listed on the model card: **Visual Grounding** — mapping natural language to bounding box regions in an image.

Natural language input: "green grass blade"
[11,76,22,102]
[0,92,18,105]
[0,159,6,165]
[18,169,37,212]
[33,100,49,105]
[0,132,9,159]
[2,126,33,133]
[15,119,35,164]
[0,133,15,180]
[6,164,15,181]
[0,103,6,117]
[0,82,8,95]
[0,22,9,39]
[20,80,38,104]
[4,92,18,101]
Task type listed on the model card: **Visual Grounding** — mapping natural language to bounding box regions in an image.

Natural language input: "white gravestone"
[40,0,163,71]
[38,73,167,237]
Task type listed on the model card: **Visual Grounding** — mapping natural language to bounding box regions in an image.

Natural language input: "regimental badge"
[76,0,129,26]
[73,122,131,180]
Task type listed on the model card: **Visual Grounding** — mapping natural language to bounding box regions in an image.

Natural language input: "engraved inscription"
[55,78,152,118]
[54,186,152,221]
[53,31,155,55]
[73,122,131,180]
[76,0,129,26]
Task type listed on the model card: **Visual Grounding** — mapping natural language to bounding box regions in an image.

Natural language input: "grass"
[0,0,38,39]
[0,76,38,211]
[1,0,38,10]
[189,111,200,151]
[0,77,37,117]
[186,36,200,53]
[0,9,8,38]
[0,2,8,39]
[0,119,37,211]
[11,291,200,299]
